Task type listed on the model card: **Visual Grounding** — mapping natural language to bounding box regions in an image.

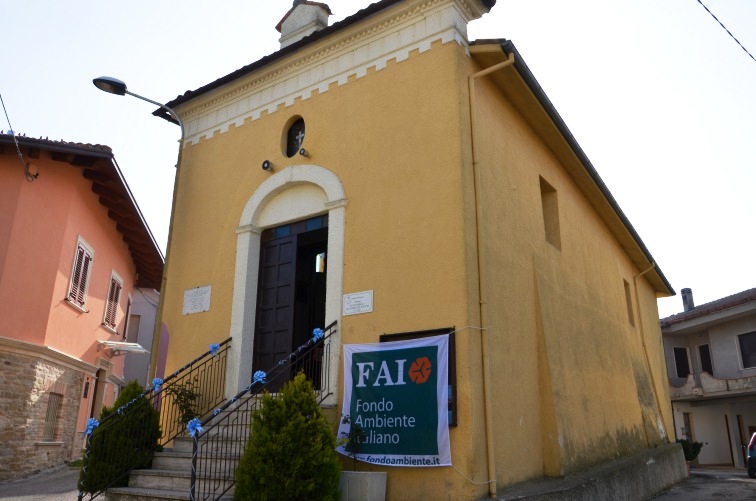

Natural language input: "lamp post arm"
[124,90,185,138]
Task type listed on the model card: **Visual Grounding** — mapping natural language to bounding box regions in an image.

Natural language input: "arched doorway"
[227,165,346,404]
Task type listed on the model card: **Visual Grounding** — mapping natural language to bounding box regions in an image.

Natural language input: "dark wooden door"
[253,235,297,384]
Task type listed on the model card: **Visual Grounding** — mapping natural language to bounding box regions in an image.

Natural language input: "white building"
[662,287,756,467]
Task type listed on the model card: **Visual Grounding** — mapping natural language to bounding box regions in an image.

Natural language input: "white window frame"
[67,237,94,310]
[737,331,756,370]
[103,271,123,332]
[122,294,133,339]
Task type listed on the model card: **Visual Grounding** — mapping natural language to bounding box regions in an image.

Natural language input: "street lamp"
[93,76,184,381]
[93,76,184,137]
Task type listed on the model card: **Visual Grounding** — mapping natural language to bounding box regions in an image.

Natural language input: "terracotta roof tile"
[0,133,164,289]
[660,287,756,326]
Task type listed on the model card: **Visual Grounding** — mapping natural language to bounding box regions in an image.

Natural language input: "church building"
[155,0,681,498]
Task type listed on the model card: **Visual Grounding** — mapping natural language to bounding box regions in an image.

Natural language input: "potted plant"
[677,438,703,475]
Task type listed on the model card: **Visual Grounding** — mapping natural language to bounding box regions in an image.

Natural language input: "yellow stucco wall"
[469,54,674,484]
[160,23,672,499]
[161,40,488,499]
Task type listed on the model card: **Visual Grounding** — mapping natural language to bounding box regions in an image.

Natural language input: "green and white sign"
[336,334,450,467]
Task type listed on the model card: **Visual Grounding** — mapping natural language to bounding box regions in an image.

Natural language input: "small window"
[699,344,713,374]
[380,327,457,426]
[67,238,94,308]
[103,273,123,330]
[42,393,62,441]
[126,314,141,343]
[673,347,691,378]
[285,117,305,157]
[539,177,561,250]
[623,279,635,326]
[738,331,756,369]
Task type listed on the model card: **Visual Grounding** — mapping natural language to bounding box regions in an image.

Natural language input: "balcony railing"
[670,371,756,400]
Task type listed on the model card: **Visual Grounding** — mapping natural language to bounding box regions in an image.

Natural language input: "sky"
[2,0,754,319]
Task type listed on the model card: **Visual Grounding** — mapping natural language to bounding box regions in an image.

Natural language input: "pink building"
[0,133,163,480]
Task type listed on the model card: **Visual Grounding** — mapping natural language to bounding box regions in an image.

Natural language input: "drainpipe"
[149,114,185,381]
[468,51,515,498]
[633,262,671,443]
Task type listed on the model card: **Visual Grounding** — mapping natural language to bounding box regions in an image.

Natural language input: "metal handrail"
[77,338,231,500]
[189,321,337,500]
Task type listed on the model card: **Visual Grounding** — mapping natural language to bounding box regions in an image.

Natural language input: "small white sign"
[183,285,212,315]
[343,290,374,316]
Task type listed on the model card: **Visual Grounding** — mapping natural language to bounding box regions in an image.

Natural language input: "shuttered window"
[68,239,94,308]
[42,393,62,441]
[103,273,123,330]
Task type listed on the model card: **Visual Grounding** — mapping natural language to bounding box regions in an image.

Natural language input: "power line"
[696,0,756,63]
[0,93,38,182]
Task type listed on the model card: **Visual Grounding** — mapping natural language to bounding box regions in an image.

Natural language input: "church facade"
[156,0,678,497]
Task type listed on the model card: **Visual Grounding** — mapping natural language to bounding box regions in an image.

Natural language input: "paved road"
[2,463,755,500]
[0,465,80,501]
[653,467,756,500]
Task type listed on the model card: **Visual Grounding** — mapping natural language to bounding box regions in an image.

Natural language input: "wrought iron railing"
[77,338,231,500]
[188,321,337,501]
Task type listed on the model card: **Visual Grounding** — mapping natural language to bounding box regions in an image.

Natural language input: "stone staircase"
[104,422,248,501]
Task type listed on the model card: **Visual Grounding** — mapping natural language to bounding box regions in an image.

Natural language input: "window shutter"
[69,245,92,307]
[104,278,122,328]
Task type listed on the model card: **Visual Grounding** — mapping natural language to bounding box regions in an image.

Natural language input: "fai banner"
[336,334,450,467]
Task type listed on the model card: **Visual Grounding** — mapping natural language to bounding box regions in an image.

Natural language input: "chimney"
[276,1,332,49]
[681,288,695,312]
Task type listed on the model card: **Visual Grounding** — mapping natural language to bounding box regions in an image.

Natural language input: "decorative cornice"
[0,336,99,374]
[179,0,481,145]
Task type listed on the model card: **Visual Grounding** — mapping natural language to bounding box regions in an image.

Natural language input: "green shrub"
[78,380,161,493]
[677,438,704,461]
[235,372,341,500]
[164,379,201,428]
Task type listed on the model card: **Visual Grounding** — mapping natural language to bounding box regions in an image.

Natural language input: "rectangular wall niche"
[539,176,561,250]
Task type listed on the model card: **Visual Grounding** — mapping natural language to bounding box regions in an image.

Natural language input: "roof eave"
[469,41,674,296]
[156,0,496,121]
[0,135,164,289]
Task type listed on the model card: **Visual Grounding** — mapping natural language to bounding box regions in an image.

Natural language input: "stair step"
[105,486,234,501]
[100,394,259,500]
[153,450,239,470]
[105,486,190,500]
[170,436,248,454]
[129,468,236,492]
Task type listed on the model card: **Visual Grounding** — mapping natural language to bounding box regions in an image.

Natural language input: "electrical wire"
[696,0,756,63]
[450,464,496,485]
[136,287,160,308]
[0,93,38,182]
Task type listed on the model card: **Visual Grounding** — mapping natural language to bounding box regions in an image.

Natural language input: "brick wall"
[0,351,84,480]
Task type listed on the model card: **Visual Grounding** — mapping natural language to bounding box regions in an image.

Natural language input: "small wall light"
[262,160,274,171]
